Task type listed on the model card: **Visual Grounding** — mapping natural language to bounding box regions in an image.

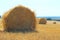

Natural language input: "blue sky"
[0,0,60,17]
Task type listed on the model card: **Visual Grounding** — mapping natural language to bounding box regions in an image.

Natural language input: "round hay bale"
[39,18,47,24]
[53,22,56,24]
[2,5,36,32]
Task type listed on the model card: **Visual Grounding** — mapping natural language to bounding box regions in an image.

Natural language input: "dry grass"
[0,18,60,40]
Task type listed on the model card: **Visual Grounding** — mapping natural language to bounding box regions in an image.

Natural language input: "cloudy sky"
[0,0,60,17]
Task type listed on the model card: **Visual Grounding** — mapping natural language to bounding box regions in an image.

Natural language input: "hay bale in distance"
[39,18,47,24]
[53,22,56,24]
[2,5,36,32]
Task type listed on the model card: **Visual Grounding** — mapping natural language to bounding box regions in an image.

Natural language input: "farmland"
[0,18,60,40]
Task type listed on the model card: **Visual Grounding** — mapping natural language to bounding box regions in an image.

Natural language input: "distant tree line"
[0,16,1,18]
[47,18,60,21]
[46,18,52,20]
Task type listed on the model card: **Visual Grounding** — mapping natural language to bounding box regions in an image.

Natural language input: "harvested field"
[0,18,60,40]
